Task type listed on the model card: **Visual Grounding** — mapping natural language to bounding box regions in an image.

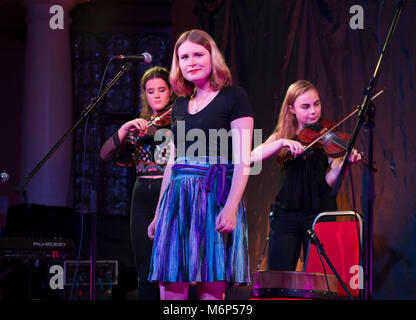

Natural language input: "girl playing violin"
[251,80,362,271]
[100,66,175,299]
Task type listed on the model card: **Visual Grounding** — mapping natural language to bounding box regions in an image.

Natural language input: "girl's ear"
[288,104,295,115]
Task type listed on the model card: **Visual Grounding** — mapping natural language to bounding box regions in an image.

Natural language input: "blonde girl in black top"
[251,80,362,270]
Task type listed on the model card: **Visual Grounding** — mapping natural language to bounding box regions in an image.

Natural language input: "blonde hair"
[139,66,174,120]
[273,80,318,163]
[169,29,232,97]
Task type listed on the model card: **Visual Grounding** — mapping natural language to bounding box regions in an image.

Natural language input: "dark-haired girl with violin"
[251,80,362,271]
[100,66,175,299]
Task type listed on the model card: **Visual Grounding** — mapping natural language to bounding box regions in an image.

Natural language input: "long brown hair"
[273,80,318,163]
[169,29,232,97]
[140,66,175,120]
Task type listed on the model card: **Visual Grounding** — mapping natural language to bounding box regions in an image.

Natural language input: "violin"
[282,87,385,163]
[145,105,172,136]
[148,105,172,128]
[127,105,172,139]
[297,118,351,158]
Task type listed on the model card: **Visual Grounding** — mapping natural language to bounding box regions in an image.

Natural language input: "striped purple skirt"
[148,158,250,286]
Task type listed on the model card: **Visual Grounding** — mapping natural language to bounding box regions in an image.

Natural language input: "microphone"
[306,229,322,247]
[113,52,152,64]
[1,172,9,183]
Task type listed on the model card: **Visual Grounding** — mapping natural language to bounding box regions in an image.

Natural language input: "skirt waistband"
[172,162,233,207]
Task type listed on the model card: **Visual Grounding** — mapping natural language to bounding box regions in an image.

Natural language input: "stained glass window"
[71,32,170,215]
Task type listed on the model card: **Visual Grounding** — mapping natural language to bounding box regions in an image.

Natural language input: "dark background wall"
[0,0,197,211]
[1,0,416,300]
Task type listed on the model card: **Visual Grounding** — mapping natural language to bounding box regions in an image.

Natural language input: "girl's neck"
[193,79,212,96]
[194,88,221,102]
[152,104,170,116]
[296,124,304,135]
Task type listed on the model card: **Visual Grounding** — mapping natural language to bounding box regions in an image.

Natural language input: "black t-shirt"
[275,148,338,212]
[171,86,253,162]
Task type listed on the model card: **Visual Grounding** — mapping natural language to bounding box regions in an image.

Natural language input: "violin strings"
[327,133,347,149]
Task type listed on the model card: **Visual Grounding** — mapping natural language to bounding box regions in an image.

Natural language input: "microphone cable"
[69,117,89,300]
[308,230,331,297]
[256,205,275,271]
[377,0,386,56]
[69,58,113,300]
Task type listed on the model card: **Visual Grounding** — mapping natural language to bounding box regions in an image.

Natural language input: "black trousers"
[130,178,162,300]
[268,209,318,271]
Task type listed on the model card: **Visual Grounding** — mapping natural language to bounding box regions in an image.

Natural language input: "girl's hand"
[348,148,363,164]
[147,218,157,240]
[326,148,364,187]
[120,118,149,136]
[279,138,305,156]
[215,206,237,234]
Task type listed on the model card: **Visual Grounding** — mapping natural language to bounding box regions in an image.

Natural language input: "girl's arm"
[100,118,149,162]
[250,133,304,163]
[326,156,344,188]
[326,149,363,187]
[148,140,176,239]
[215,116,253,234]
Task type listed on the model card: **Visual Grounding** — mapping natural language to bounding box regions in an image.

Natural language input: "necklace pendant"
[193,97,199,113]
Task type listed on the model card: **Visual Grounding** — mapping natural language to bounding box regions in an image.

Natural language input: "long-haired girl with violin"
[251,80,362,271]
[100,66,175,299]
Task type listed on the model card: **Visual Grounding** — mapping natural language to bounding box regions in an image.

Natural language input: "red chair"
[303,211,364,299]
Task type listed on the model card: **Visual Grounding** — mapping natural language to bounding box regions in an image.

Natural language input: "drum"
[250,270,339,300]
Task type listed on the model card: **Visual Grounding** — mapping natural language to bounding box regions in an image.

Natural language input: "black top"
[115,123,171,177]
[275,148,338,213]
[170,86,253,162]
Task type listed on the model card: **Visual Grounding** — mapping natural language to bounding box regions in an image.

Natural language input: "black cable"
[69,58,114,300]
[377,0,386,56]
[256,207,274,271]
[317,244,331,295]
[69,118,89,300]
[308,232,331,296]
[349,165,363,249]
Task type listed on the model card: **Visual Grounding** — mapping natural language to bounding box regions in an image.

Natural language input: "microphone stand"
[331,0,406,300]
[307,230,354,300]
[16,62,133,300]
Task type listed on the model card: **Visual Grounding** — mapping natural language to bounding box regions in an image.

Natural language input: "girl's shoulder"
[220,85,246,96]
[172,95,190,114]
[174,95,190,105]
[265,132,279,143]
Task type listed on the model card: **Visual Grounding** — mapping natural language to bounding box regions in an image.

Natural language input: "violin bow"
[303,87,386,152]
